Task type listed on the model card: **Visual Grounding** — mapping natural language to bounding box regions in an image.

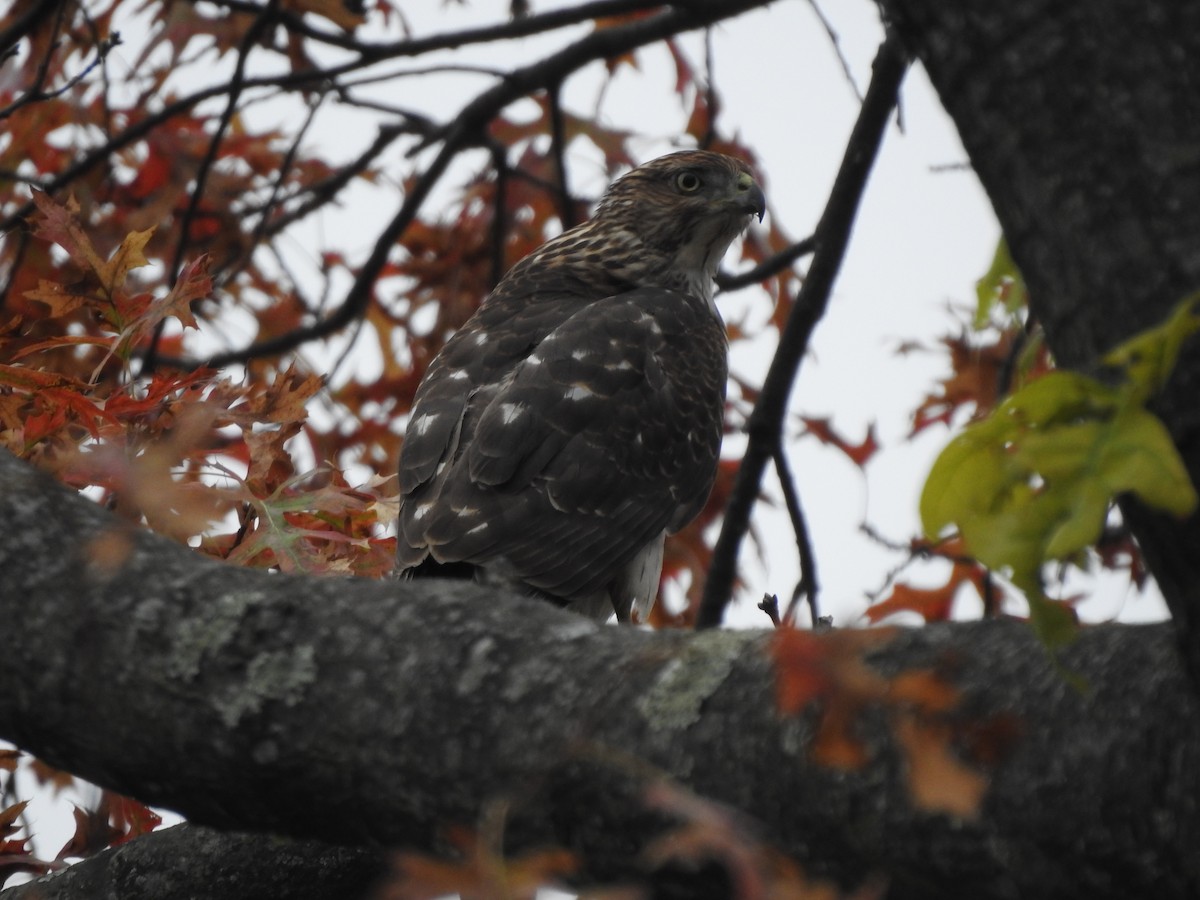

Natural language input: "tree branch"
[547,80,576,229]
[714,234,815,293]
[1,449,1199,897]
[697,32,908,628]
[142,0,282,373]
[0,0,66,61]
[3,824,388,900]
[187,0,668,61]
[772,442,820,624]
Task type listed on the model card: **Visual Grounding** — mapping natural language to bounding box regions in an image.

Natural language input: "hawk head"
[516,150,765,309]
[398,151,764,622]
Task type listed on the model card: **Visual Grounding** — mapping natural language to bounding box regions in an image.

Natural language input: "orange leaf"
[282,0,364,30]
[21,279,91,318]
[893,716,988,818]
[771,628,831,715]
[160,255,211,330]
[864,581,958,624]
[887,669,961,715]
[385,828,576,900]
[27,759,76,793]
[865,556,990,624]
[0,802,29,836]
[30,191,108,283]
[11,335,117,361]
[95,228,154,297]
[106,792,162,845]
[800,416,879,468]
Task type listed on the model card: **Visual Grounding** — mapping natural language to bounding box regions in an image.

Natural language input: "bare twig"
[0,0,65,61]
[0,66,350,233]
[547,80,575,228]
[715,235,815,293]
[0,0,69,117]
[489,143,510,290]
[772,443,820,626]
[141,0,281,374]
[696,32,909,629]
[170,0,280,287]
[701,27,719,149]
[250,90,327,247]
[757,593,782,627]
[187,0,667,62]
[0,34,120,121]
[805,0,863,102]
[255,120,414,239]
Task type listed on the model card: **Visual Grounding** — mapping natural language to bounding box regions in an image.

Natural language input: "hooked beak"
[736,171,766,223]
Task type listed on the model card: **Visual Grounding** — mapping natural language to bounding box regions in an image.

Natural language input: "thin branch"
[255,120,414,239]
[700,26,718,149]
[547,80,575,228]
[757,593,782,627]
[169,0,280,287]
[142,0,281,374]
[805,0,863,102]
[188,0,668,61]
[0,0,69,113]
[715,235,815,292]
[696,32,909,629]
[773,443,820,626]
[160,0,776,371]
[225,87,329,289]
[160,121,473,370]
[489,143,510,290]
[0,34,120,121]
[0,0,65,61]
[0,230,32,309]
[0,66,349,233]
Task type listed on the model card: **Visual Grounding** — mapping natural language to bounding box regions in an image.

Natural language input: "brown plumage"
[397,150,765,621]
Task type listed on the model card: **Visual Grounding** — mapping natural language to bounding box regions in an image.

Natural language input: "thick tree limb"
[1,450,1199,898]
[879,0,1200,684]
[3,824,388,900]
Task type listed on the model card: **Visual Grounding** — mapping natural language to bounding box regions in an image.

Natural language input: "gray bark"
[3,825,387,900]
[1,451,1199,898]
[880,0,1200,680]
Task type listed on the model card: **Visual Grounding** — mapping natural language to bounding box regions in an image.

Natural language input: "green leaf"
[1103,295,1200,402]
[920,298,1200,648]
[974,237,1029,329]
[919,417,1013,538]
[1026,591,1079,648]
[999,370,1116,428]
[1097,407,1198,515]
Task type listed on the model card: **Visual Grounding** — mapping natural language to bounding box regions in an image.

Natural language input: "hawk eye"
[675,171,702,193]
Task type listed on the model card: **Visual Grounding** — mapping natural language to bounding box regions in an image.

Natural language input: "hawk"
[397,150,765,621]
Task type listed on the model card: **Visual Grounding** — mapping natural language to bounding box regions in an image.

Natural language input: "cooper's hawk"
[397,150,765,621]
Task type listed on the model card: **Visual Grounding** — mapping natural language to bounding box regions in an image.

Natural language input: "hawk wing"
[397,285,727,608]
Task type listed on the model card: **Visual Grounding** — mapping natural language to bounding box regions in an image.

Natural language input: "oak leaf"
[800,416,879,468]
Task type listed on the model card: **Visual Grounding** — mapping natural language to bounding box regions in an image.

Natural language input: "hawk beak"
[735,172,766,223]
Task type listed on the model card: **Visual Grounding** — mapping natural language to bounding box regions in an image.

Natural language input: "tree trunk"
[880,0,1200,681]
